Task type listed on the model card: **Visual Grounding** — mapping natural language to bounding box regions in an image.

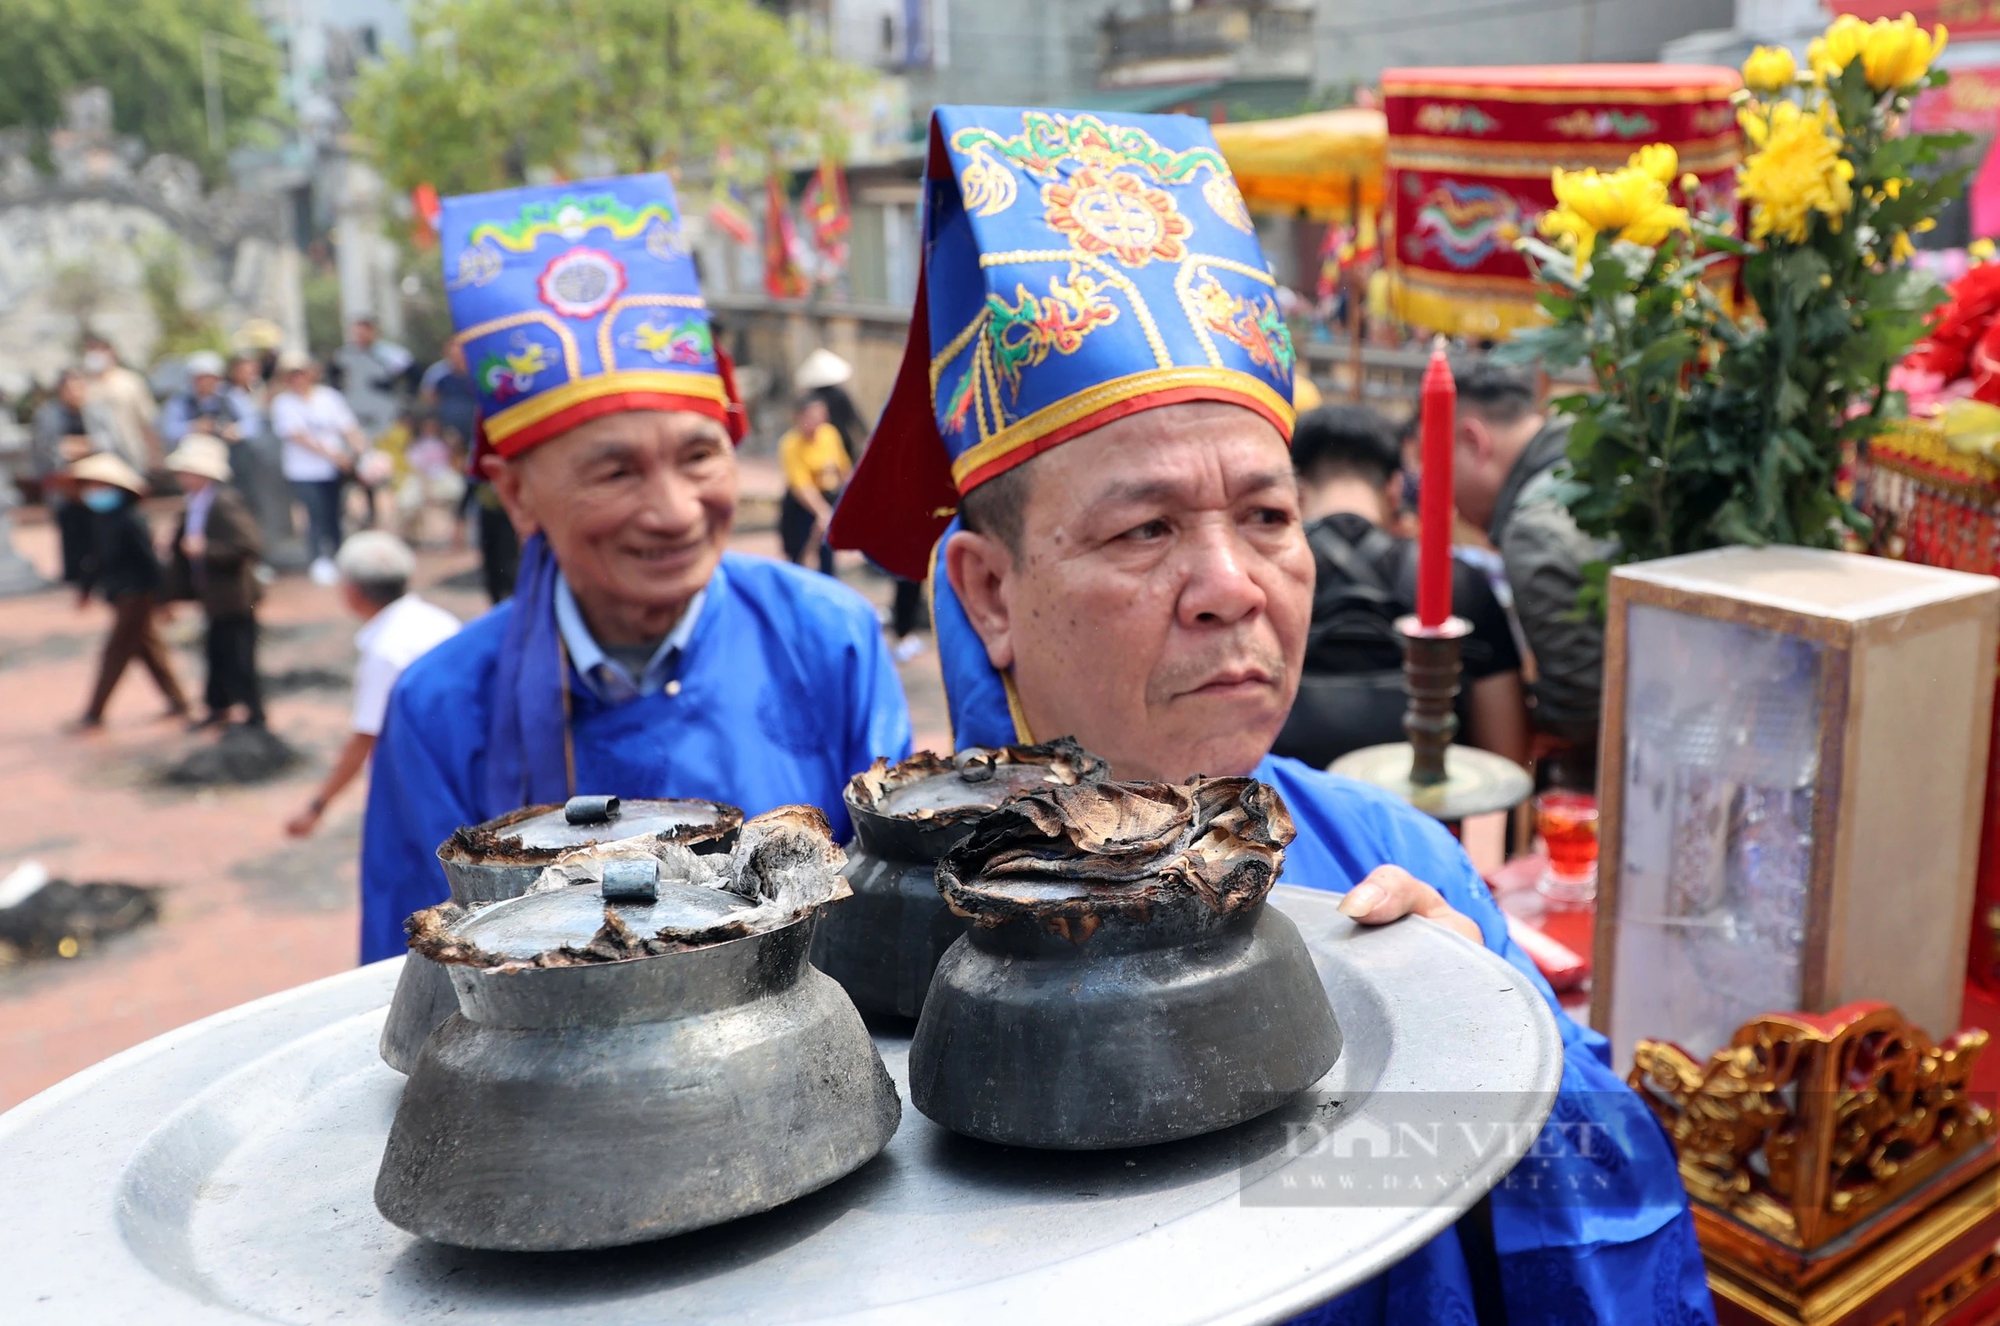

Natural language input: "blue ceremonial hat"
[830,106,1294,580]
[829,106,1294,749]
[440,173,743,456]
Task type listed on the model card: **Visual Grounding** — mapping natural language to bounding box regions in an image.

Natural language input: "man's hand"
[286,804,322,838]
[181,532,207,559]
[1336,865,1484,944]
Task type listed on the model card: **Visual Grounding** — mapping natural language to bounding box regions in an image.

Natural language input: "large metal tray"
[0,887,1561,1325]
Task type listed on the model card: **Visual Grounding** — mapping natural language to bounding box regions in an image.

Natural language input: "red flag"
[762,175,808,300]
[411,183,442,248]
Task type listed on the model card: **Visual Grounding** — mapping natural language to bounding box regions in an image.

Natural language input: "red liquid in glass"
[1537,792,1599,881]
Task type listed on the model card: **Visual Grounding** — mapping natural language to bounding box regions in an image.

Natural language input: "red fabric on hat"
[469,348,747,464]
[827,266,961,581]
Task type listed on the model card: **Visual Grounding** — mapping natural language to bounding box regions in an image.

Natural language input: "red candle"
[1417,339,1456,628]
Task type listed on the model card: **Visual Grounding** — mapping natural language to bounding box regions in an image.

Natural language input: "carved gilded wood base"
[1701,1148,2000,1326]
[1629,1001,2000,1325]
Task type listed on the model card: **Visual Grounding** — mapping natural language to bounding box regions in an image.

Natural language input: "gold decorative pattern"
[1041,167,1191,268]
[453,310,583,378]
[596,294,708,366]
[1202,174,1256,233]
[947,366,1294,488]
[1178,261,1293,374]
[960,144,1019,218]
[1920,1240,2000,1324]
[1630,1004,1995,1252]
[950,112,1230,185]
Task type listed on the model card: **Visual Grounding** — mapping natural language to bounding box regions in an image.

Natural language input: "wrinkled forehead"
[1018,400,1295,517]
[516,407,733,477]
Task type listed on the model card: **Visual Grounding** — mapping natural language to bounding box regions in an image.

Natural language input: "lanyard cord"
[557,635,577,799]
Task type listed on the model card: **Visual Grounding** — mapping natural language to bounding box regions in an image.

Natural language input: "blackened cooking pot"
[378,796,742,1072]
[373,806,899,1251]
[909,777,1340,1149]
[811,739,1107,1018]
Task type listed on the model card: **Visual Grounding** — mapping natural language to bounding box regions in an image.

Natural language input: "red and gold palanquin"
[1382,64,1742,338]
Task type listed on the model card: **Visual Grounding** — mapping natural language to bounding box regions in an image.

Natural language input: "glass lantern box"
[1593,547,2000,1070]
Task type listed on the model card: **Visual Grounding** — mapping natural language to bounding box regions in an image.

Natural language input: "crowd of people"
[13,318,509,738]
[0,120,1700,1322]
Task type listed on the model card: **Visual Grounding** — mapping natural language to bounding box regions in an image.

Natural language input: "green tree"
[0,0,280,180]
[352,0,866,197]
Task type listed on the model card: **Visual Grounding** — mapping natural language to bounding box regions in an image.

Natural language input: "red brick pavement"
[0,472,946,1108]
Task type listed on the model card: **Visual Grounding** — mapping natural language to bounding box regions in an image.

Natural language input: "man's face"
[486,409,736,630]
[945,402,1312,783]
[57,375,85,407]
[229,358,259,388]
[352,321,376,348]
[193,373,222,398]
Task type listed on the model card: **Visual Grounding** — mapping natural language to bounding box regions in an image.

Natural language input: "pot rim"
[434,798,745,869]
[843,738,1108,825]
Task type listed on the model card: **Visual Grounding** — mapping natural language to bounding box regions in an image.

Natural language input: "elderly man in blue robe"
[359,175,912,964]
[829,106,1712,1325]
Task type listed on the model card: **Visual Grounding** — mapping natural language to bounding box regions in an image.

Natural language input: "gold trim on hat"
[947,365,1295,489]
[483,369,730,443]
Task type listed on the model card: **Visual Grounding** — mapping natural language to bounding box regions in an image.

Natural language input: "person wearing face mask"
[78,334,161,474]
[30,369,103,585]
[356,174,913,965]
[68,453,189,729]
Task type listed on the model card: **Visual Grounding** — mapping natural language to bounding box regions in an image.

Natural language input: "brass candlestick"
[1397,615,1471,786]
[1327,613,1533,823]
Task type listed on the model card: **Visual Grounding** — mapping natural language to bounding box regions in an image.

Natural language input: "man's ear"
[1457,415,1493,464]
[481,452,540,540]
[943,529,1016,672]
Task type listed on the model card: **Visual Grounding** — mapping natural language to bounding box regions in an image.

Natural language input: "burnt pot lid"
[443,797,744,861]
[936,777,1296,927]
[847,738,1109,823]
[409,805,848,970]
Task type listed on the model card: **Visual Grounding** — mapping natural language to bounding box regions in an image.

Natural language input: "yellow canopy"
[1210,109,1387,220]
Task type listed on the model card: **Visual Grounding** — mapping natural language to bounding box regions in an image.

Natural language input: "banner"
[1383,64,1742,338]
[762,175,808,300]
[799,159,852,278]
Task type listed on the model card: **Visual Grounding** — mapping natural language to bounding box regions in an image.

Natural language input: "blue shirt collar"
[553,572,707,704]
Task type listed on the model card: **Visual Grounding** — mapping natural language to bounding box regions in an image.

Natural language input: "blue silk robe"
[1253,755,1715,1326]
[358,552,913,963]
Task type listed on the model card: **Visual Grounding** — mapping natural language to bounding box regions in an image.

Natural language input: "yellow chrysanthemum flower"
[1742,45,1798,92]
[1629,144,1679,185]
[1861,14,1947,90]
[1890,230,1914,264]
[1808,12,1947,90]
[1541,156,1691,264]
[1808,14,1870,82]
[1737,101,1855,244]
[1971,238,1996,263]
